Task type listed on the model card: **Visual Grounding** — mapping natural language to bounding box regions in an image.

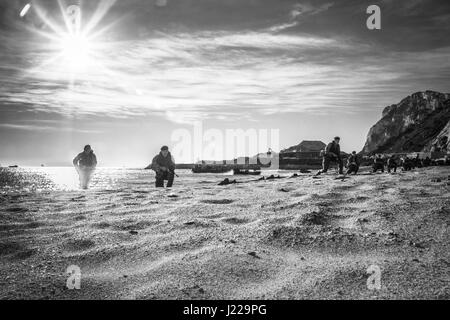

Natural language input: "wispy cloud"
[269,2,334,32]
[0,123,102,133]
[2,27,449,124]
[1,0,450,125]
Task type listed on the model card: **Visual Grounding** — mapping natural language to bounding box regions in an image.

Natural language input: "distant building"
[279,140,326,169]
[281,140,326,153]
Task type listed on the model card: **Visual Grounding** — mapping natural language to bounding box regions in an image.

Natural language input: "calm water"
[0,167,286,193]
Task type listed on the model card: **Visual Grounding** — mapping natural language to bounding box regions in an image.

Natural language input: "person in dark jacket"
[317,137,343,175]
[373,154,385,173]
[151,145,176,188]
[401,157,412,171]
[346,151,359,175]
[73,145,97,168]
[414,154,423,168]
[387,155,398,173]
[73,145,97,189]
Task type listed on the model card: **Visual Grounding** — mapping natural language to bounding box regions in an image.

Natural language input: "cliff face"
[427,121,450,152]
[362,90,450,154]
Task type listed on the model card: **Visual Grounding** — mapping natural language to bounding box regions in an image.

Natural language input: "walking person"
[73,145,97,189]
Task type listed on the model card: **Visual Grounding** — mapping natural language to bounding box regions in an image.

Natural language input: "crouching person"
[346,151,359,175]
[151,146,176,188]
[373,154,385,173]
[401,157,412,171]
[317,136,344,175]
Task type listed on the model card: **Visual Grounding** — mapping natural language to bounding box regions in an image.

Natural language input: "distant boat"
[233,168,261,175]
[8,165,19,168]
[192,164,232,173]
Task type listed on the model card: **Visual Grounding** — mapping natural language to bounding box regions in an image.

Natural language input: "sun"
[20,2,119,83]
[59,33,92,70]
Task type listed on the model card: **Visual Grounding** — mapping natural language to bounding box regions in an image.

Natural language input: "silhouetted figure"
[401,157,412,171]
[373,154,385,173]
[414,154,423,168]
[151,146,175,188]
[387,155,398,173]
[317,137,343,175]
[73,145,97,189]
[346,151,359,175]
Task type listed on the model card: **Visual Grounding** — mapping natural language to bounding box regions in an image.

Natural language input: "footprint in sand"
[201,199,234,205]
[0,242,25,256]
[23,221,44,229]
[93,222,111,229]
[0,241,37,260]
[6,207,29,213]
[13,248,37,260]
[114,220,157,231]
[318,192,343,199]
[349,196,370,202]
[63,239,96,252]
[290,192,306,197]
[300,210,329,225]
[222,217,250,225]
[0,221,44,232]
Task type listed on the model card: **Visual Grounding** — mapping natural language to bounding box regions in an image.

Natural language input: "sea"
[0,167,290,193]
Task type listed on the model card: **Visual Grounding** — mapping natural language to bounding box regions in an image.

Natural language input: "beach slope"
[1,167,449,299]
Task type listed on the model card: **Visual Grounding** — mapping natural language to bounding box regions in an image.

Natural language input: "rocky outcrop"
[362,90,450,154]
[427,121,450,152]
[282,140,326,153]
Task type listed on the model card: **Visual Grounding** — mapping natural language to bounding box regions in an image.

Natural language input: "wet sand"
[0,167,449,299]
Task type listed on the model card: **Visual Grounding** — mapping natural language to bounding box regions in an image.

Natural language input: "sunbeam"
[20,0,119,85]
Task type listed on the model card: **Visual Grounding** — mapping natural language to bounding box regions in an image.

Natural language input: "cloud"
[0,0,449,125]
[291,2,335,17]
[0,123,102,133]
[269,2,334,32]
[2,25,450,126]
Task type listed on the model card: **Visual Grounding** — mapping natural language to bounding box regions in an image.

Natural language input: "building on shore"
[279,140,326,169]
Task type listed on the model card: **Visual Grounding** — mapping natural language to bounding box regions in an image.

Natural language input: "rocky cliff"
[362,90,450,154]
[426,121,450,152]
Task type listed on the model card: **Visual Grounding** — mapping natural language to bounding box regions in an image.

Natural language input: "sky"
[0,0,449,167]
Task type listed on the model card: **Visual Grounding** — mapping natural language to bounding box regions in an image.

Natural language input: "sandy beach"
[0,166,449,300]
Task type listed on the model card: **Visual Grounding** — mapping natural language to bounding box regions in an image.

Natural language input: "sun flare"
[59,34,92,69]
[22,1,118,83]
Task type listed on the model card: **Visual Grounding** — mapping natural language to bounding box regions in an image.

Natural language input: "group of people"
[73,138,448,189]
[73,145,176,189]
[371,153,444,173]
[315,136,447,176]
